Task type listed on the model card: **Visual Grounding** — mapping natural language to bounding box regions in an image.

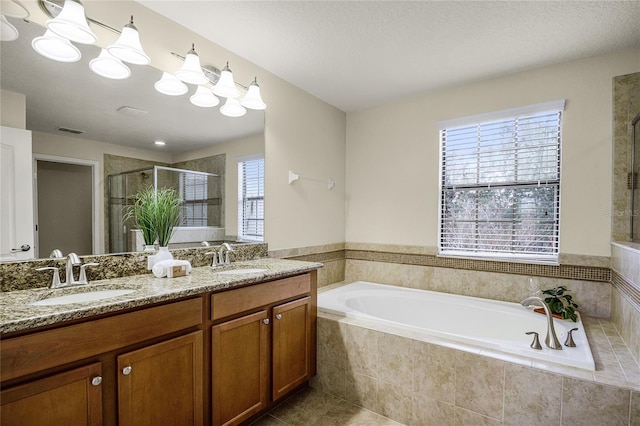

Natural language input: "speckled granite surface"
[0,242,268,292]
[0,258,322,335]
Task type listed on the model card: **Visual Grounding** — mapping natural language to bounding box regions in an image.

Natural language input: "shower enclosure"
[632,113,640,242]
[108,166,222,253]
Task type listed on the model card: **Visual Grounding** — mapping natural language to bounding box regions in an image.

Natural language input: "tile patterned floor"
[251,387,404,426]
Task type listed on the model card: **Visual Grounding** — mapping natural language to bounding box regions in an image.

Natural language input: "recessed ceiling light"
[154,140,166,146]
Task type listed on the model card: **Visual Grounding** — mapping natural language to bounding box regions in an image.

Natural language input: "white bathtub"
[318,281,596,371]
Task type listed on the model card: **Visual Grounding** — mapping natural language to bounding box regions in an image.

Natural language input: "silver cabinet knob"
[91,376,103,386]
[275,314,282,320]
[122,365,132,375]
[262,318,270,325]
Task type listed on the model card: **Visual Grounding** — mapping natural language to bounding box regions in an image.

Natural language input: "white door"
[0,126,34,261]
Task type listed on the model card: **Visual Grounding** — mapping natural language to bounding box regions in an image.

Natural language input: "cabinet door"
[272,297,310,401]
[118,331,203,426]
[1,362,102,425]
[212,310,269,426]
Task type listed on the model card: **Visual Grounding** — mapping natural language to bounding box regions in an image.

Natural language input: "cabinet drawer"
[1,297,203,382]
[211,274,310,321]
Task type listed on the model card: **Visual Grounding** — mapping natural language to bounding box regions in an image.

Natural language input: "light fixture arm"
[40,0,121,34]
[170,51,250,90]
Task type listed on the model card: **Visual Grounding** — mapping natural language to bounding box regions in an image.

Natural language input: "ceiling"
[136,0,640,113]
[0,15,264,154]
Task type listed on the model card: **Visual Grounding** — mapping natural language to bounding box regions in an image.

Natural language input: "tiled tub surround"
[0,257,321,334]
[313,310,640,426]
[0,242,267,292]
[271,242,346,288]
[611,242,640,365]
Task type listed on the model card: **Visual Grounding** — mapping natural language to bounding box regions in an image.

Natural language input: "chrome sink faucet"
[218,243,234,266]
[520,296,562,350]
[36,253,99,288]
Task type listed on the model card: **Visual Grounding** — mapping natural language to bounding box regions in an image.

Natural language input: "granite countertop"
[0,258,322,335]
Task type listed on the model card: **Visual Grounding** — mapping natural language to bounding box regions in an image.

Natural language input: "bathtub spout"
[520,296,562,350]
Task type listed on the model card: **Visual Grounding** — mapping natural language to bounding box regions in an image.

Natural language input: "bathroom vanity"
[0,259,321,425]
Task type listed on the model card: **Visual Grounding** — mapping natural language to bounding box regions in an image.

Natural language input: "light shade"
[175,44,208,85]
[212,62,240,99]
[240,78,267,110]
[46,0,97,44]
[106,16,150,65]
[89,49,131,79]
[154,72,188,96]
[220,97,246,118]
[0,14,18,41]
[190,86,220,108]
[32,29,81,62]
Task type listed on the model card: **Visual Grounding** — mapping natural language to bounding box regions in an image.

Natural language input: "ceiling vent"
[117,106,148,117]
[57,127,84,135]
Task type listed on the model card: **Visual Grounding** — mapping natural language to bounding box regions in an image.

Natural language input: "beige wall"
[346,48,640,258]
[0,90,26,129]
[14,0,347,253]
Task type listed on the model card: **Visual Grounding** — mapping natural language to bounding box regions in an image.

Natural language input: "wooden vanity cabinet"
[211,273,315,426]
[0,297,204,425]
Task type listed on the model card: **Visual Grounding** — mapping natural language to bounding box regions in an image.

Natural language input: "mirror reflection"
[0,16,265,260]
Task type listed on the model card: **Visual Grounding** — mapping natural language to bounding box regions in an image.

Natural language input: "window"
[180,172,208,226]
[238,158,264,241]
[438,100,564,262]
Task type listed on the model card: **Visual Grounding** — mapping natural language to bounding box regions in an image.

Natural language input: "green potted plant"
[154,187,183,249]
[130,187,158,251]
[541,286,579,322]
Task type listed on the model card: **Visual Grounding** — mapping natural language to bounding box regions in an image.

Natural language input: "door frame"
[33,154,101,257]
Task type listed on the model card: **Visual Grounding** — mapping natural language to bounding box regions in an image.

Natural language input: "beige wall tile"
[503,364,562,426]
[377,381,412,425]
[631,391,640,426]
[378,333,414,392]
[561,377,631,425]
[344,372,379,412]
[413,341,456,404]
[455,352,505,420]
[317,317,347,369]
[311,360,345,399]
[344,323,379,378]
[410,393,454,426]
[454,407,503,426]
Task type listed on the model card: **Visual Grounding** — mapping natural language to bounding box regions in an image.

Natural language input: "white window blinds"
[180,172,208,226]
[438,101,564,262]
[238,158,264,241]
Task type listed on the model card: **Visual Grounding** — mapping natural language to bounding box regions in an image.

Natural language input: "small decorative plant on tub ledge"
[538,286,579,322]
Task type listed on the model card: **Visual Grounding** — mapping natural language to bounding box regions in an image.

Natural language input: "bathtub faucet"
[520,296,562,350]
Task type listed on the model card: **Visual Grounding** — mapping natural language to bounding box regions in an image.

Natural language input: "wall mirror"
[0,15,265,260]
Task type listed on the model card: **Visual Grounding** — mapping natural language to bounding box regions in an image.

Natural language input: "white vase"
[148,246,173,270]
[143,244,156,252]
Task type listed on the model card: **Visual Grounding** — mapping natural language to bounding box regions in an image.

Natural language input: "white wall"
[346,48,640,258]
[0,90,26,129]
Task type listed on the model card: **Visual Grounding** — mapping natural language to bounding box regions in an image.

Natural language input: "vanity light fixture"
[0,14,19,41]
[212,62,240,99]
[175,44,208,85]
[154,72,189,96]
[219,97,247,118]
[32,29,81,62]
[45,0,97,45]
[106,16,149,65]
[240,78,266,110]
[89,48,131,79]
[190,85,220,108]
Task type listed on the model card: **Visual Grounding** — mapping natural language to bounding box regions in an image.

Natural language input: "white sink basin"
[215,268,267,276]
[31,289,136,306]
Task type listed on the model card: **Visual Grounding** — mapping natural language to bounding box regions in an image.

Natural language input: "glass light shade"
[212,63,240,99]
[190,86,220,108]
[32,29,81,62]
[1,14,18,41]
[1,1,30,19]
[89,49,131,79]
[175,45,208,85]
[220,97,246,118]
[106,17,150,65]
[154,72,188,96]
[240,79,267,110]
[46,0,97,45]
